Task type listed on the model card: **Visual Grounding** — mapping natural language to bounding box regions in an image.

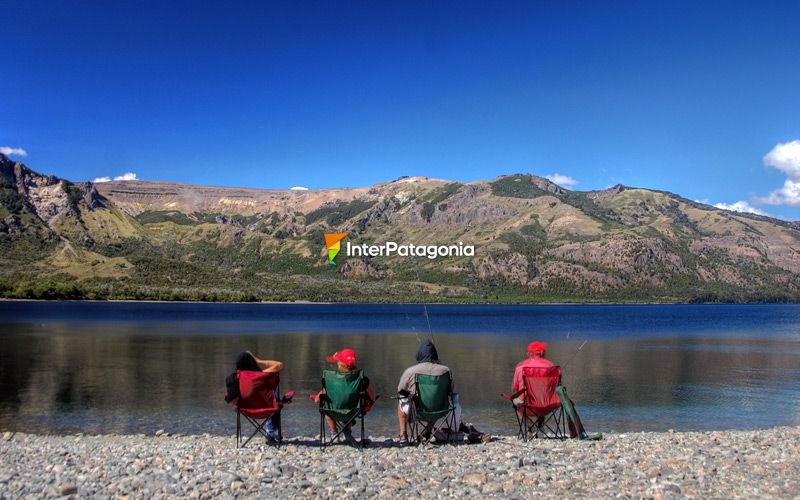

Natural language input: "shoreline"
[2,297,798,306]
[2,426,798,497]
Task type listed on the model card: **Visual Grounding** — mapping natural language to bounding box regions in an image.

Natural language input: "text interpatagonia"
[346,241,474,259]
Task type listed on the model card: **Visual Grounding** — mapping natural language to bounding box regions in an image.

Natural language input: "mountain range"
[2,152,800,303]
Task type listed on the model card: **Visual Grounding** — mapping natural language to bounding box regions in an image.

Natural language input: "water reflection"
[2,315,800,436]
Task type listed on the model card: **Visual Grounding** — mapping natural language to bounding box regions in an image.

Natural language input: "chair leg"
[408,406,417,443]
[241,417,269,448]
[329,416,358,446]
[236,412,241,449]
[276,411,283,447]
[526,415,540,441]
[525,409,569,440]
[360,414,365,450]
[512,404,525,441]
[320,412,325,449]
[321,415,354,449]
[447,409,457,446]
[521,414,530,441]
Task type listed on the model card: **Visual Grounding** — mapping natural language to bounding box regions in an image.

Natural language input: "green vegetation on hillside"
[0,168,27,215]
[490,174,549,198]
[421,182,461,221]
[560,191,619,223]
[136,210,197,225]
[520,218,546,239]
[304,199,377,226]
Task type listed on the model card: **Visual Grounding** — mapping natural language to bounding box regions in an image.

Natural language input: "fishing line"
[421,300,433,341]
[412,255,435,342]
[405,312,422,343]
[561,339,588,371]
[411,324,421,344]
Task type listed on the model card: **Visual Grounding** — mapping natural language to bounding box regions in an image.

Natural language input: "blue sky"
[2,1,800,219]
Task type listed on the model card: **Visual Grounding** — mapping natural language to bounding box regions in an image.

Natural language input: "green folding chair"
[317,369,372,449]
[407,372,457,443]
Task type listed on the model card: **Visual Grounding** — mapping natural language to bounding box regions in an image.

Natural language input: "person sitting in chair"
[512,341,552,387]
[234,351,284,439]
[313,348,376,446]
[512,342,552,407]
[396,339,461,444]
[509,341,598,440]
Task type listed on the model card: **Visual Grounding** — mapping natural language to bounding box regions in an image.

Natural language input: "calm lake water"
[1,301,799,437]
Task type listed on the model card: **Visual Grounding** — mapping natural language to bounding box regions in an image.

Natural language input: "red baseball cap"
[527,341,547,355]
[326,348,357,367]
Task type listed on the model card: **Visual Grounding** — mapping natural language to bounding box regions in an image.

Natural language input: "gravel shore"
[1,426,799,498]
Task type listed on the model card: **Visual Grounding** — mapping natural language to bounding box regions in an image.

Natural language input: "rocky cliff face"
[1,154,108,224]
[3,154,800,303]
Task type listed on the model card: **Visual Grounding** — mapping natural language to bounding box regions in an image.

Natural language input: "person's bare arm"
[264,360,283,373]
[253,356,283,373]
[312,388,326,402]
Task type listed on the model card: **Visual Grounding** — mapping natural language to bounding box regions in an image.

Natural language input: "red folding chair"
[233,370,293,448]
[502,365,571,440]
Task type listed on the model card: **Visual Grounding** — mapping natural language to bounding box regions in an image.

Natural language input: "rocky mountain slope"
[2,152,800,302]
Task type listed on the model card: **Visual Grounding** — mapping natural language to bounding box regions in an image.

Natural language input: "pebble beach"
[1,426,799,498]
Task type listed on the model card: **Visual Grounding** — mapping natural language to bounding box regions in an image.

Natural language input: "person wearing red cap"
[325,348,357,368]
[313,348,377,445]
[512,341,554,396]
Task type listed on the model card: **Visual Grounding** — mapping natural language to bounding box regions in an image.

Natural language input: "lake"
[1,301,799,437]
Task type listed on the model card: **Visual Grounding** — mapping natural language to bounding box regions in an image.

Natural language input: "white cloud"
[713,201,768,216]
[759,140,800,206]
[290,186,309,191]
[0,146,27,157]
[92,172,138,183]
[763,140,800,178]
[543,173,578,187]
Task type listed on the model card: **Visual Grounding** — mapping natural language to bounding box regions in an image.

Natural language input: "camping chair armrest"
[361,394,380,406]
[280,391,295,404]
[390,389,410,400]
[502,388,525,400]
[309,394,327,406]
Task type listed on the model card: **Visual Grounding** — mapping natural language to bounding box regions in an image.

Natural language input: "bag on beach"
[433,427,464,443]
[224,372,240,403]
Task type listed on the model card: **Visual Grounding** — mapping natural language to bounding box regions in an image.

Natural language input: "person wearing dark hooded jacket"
[396,340,461,443]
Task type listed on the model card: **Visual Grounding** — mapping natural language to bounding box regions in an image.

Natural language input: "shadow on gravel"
[247,436,496,450]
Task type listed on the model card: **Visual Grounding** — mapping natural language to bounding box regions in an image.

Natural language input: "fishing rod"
[560,339,588,371]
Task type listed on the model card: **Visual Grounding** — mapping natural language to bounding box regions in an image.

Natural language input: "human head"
[326,348,357,371]
[527,341,547,358]
[235,351,260,371]
[416,339,440,363]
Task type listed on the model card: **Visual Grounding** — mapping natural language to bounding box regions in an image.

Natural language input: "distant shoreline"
[1,298,798,306]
